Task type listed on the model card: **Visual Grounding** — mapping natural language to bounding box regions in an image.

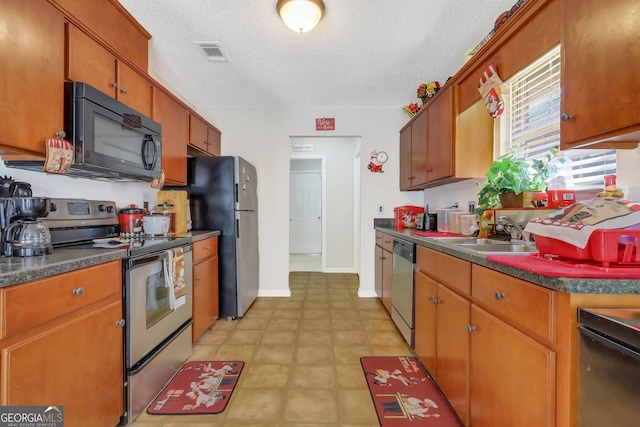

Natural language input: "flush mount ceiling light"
[276,0,325,33]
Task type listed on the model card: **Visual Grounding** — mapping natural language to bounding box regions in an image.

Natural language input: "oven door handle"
[126,245,192,269]
[128,250,170,269]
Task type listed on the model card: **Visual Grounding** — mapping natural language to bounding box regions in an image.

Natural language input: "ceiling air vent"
[195,42,228,62]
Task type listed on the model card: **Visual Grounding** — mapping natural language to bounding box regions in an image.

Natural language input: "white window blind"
[500,45,616,188]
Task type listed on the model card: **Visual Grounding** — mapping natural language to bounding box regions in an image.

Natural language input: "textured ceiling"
[119,0,518,110]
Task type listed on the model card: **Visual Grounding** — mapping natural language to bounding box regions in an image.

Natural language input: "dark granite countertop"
[0,248,127,287]
[375,224,640,295]
[190,230,221,242]
[0,230,221,289]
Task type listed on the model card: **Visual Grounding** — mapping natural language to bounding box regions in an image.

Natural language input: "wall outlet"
[377,204,384,214]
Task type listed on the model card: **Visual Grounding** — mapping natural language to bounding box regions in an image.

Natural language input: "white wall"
[203,107,422,298]
[0,162,158,209]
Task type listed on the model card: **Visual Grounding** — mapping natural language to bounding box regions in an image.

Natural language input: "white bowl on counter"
[142,215,171,235]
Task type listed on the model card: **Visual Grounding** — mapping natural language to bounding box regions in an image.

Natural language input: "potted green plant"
[476,146,557,216]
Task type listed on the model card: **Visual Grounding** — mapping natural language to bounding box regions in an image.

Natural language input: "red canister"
[118,204,147,235]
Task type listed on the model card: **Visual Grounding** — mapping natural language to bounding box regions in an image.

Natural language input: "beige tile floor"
[132,271,413,426]
[289,253,322,272]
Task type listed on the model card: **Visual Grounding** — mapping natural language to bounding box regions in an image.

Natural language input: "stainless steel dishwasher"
[578,307,640,427]
[391,237,416,346]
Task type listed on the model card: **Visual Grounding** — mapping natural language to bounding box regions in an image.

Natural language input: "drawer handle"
[116,319,125,327]
[494,291,505,300]
[205,246,211,250]
[72,287,85,296]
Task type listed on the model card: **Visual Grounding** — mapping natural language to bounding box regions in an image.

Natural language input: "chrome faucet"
[497,216,533,245]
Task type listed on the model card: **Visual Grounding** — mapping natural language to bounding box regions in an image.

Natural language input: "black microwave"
[6,82,162,182]
[64,81,162,181]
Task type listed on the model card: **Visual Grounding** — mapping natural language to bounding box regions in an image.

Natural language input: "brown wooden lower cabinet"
[0,261,124,427]
[374,231,393,313]
[192,236,219,343]
[409,243,640,427]
[469,304,556,427]
[415,247,471,425]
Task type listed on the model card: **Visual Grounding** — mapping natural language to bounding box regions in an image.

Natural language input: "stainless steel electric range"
[44,198,193,426]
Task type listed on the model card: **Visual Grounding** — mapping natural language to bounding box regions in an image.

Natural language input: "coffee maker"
[0,197,53,257]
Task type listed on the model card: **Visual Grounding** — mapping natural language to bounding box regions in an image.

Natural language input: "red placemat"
[361,356,464,426]
[486,254,640,279]
[147,361,243,415]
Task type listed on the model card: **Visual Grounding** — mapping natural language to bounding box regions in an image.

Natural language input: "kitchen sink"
[428,237,511,245]
[455,243,539,254]
[426,237,488,244]
[423,235,538,255]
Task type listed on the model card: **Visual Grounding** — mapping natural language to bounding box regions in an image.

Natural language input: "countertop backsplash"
[0,161,159,209]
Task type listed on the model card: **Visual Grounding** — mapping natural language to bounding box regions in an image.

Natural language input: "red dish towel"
[486,254,640,279]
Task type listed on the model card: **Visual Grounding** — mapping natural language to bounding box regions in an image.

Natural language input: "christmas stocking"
[477,64,509,118]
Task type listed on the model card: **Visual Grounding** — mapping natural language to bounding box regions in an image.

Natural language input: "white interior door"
[290,172,322,254]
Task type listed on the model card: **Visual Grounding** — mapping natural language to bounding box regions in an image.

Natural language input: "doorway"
[289,136,361,274]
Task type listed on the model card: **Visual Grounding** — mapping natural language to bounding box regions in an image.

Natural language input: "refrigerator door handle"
[236,218,240,238]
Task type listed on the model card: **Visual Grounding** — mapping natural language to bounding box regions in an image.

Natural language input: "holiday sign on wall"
[316,118,335,131]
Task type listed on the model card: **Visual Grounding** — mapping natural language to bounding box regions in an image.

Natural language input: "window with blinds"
[499,45,616,189]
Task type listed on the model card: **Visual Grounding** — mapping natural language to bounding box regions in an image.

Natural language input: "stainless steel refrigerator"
[178,156,259,319]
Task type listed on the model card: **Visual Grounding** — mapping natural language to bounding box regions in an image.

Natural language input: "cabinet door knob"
[116,319,125,327]
[432,298,440,305]
[494,291,505,300]
[120,88,128,94]
[467,324,476,333]
[110,82,118,89]
[55,130,66,138]
[560,113,572,122]
[72,287,84,296]
[427,295,434,301]
[195,276,201,281]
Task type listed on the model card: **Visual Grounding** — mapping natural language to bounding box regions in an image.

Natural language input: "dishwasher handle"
[393,239,415,263]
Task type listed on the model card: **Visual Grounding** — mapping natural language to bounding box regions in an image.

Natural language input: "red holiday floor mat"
[147,361,243,415]
[361,356,464,426]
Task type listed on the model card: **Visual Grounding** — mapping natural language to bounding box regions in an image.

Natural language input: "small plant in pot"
[476,146,557,217]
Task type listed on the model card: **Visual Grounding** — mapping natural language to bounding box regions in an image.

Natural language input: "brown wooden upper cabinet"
[399,108,427,190]
[561,0,640,148]
[66,23,152,117]
[399,85,491,191]
[189,114,221,157]
[153,87,188,185]
[426,87,454,183]
[0,0,66,156]
[53,0,150,71]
